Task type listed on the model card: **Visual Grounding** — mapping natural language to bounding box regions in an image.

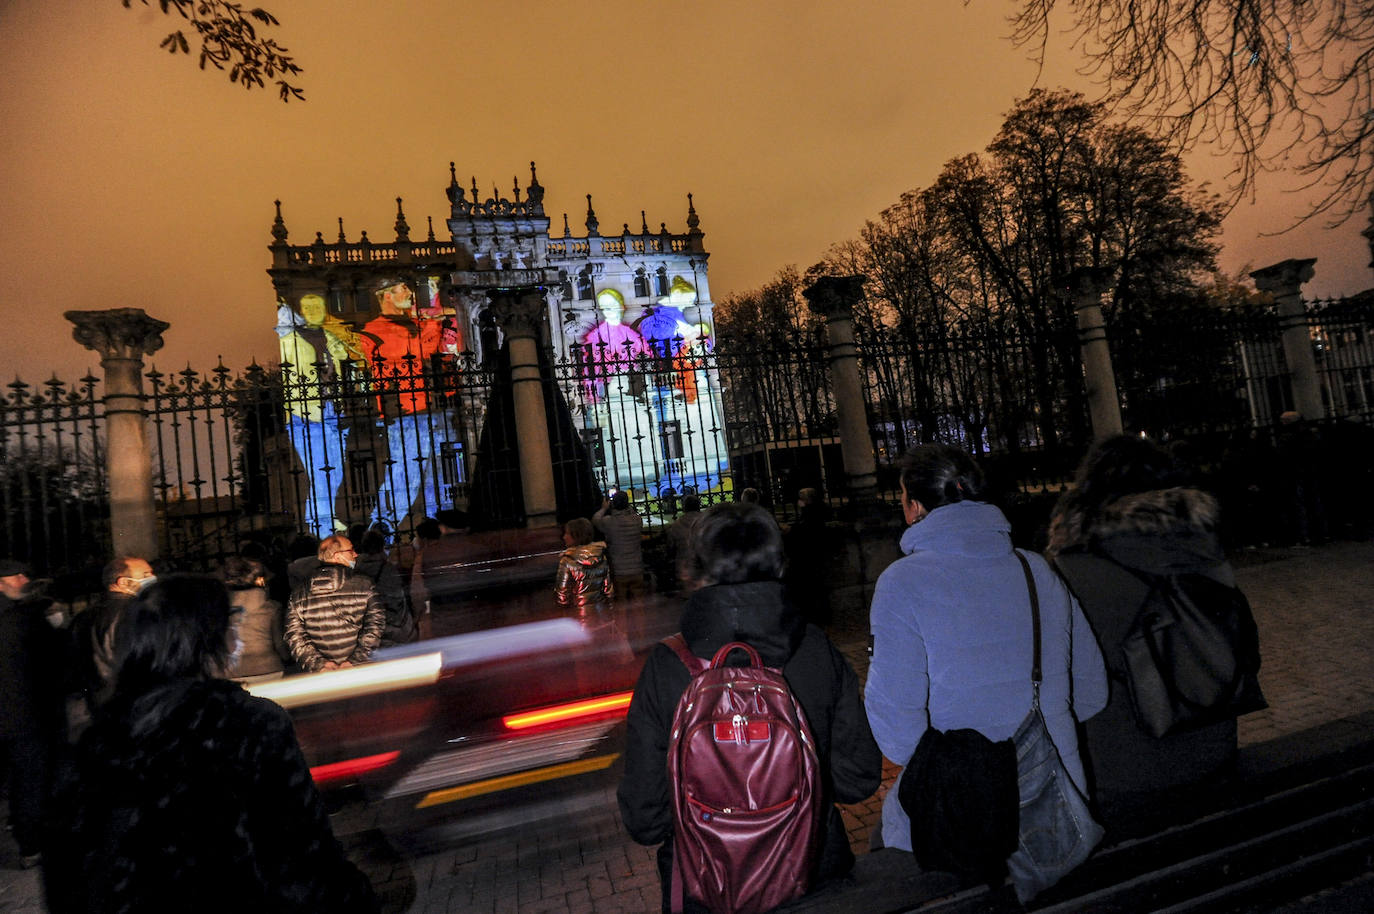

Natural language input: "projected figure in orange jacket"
[358,278,457,526]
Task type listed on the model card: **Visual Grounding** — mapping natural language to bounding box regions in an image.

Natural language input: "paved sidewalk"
[3,540,1371,912]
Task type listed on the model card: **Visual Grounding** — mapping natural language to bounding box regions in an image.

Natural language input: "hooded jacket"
[554,542,613,617]
[618,580,881,909]
[1049,487,1241,814]
[285,565,385,672]
[865,500,1108,852]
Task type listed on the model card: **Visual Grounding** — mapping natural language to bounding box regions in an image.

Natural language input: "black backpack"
[1120,572,1267,738]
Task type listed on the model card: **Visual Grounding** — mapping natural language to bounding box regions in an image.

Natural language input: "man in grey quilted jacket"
[285,535,386,672]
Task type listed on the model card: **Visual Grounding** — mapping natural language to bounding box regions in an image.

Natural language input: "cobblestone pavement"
[3,540,1371,912]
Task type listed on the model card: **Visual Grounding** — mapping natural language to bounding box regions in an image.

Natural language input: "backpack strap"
[1014,550,1042,691]
[663,633,709,676]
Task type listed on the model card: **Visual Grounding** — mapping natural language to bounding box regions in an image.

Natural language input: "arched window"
[576,270,594,301]
[654,267,669,297]
[633,269,651,299]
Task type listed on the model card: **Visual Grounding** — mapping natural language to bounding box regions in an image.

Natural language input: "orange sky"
[2,0,1370,385]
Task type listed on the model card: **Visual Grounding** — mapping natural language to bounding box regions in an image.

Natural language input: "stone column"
[489,287,559,528]
[66,308,169,559]
[1070,267,1124,439]
[1251,258,1323,421]
[802,275,877,500]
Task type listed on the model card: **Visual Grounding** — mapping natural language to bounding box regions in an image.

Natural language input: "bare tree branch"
[1000,0,1374,225]
[123,0,304,101]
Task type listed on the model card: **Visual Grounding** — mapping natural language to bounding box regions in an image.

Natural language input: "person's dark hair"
[898,444,986,510]
[681,494,702,513]
[436,508,469,531]
[222,556,264,591]
[346,523,368,545]
[610,491,630,511]
[1070,435,1182,516]
[414,518,442,543]
[114,574,234,692]
[564,517,595,546]
[237,540,269,563]
[287,534,319,561]
[359,530,387,556]
[739,487,761,504]
[688,502,785,586]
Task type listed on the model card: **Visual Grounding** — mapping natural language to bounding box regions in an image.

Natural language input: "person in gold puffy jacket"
[554,517,613,623]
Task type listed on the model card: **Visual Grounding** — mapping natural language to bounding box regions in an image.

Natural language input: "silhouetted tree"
[824,90,1222,457]
[1004,0,1374,223]
[123,0,303,100]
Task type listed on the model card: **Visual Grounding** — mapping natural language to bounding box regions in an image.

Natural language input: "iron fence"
[6,294,1374,582]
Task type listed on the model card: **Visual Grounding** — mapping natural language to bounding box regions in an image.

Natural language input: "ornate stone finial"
[427,216,436,242]
[394,197,411,242]
[661,222,669,235]
[360,229,371,245]
[623,223,631,236]
[447,163,464,205]
[66,309,170,362]
[527,161,545,210]
[471,176,480,203]
[337,218,346,243]
[313,231,325,246]
[641,211,650,235]
[271,200,288,244]
[686,193,701,234]
[493,184,501,205]
[563,213,571,237]
[585,194,600,235]
[513,176,522,203]
[802,275,868,321]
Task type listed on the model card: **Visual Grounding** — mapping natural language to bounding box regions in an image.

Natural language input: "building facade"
[266,163,727,533]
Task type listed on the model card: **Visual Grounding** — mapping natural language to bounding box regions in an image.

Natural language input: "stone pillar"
[489,287,559,528]
[66,308,169,559]
[1070,267,1124,439]
[1251,258,1323,421]
[802,275,877,500]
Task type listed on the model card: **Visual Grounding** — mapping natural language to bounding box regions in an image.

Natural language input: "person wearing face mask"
[285,535,385,673]
[222,557,289,684]
[69,556,155,714]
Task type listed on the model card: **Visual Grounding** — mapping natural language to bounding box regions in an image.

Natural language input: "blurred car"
[251,527,675,843]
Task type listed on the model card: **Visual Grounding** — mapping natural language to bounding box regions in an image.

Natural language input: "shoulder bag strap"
[1014,550,1043,703]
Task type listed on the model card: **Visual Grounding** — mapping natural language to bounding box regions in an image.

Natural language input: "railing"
[8,294,1374,581]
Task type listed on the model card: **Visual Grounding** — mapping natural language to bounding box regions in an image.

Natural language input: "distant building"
[266,163,727,530]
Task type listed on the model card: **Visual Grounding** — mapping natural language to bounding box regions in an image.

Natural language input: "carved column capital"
[802,275,867,322]
[487,287,547,340]
[65,309,169,361]
[1250,258,1317,300]
[1066,266,1114,306]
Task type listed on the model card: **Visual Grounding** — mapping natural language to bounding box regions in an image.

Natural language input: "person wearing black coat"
[43,574,377,914]
[0,559,67,865]
[618,503,882,913]
[1048,436,1245,831]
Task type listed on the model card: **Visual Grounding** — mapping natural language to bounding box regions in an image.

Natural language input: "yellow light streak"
[414,753,620,808]
[501,691,634,730]
[247,652,443,709]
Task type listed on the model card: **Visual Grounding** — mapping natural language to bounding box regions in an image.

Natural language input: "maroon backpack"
[664,635,824,914]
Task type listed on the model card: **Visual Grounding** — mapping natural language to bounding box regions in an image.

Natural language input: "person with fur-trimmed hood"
[1048,434,1245,827]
